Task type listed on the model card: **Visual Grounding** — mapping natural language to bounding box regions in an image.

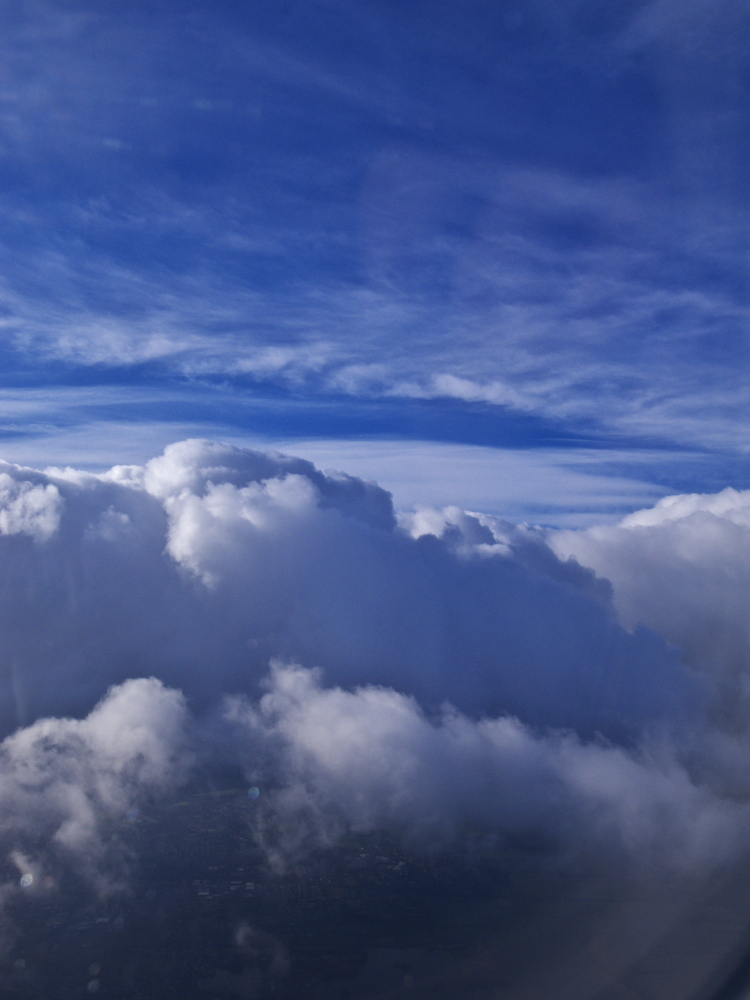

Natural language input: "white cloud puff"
[550,487,750,727]
[0,677,190,891]
[224,662,749,871]
[0,468,61,541]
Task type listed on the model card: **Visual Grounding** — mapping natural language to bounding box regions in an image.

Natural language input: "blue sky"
[1,0,749,523]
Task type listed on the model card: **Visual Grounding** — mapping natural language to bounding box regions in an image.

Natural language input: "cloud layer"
[0,439,748,898]
[0,439,694,737]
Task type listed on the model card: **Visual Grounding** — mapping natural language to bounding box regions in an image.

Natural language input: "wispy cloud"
[0,0,746,467]
[1,156,747,454]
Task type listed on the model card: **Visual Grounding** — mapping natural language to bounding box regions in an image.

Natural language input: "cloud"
[0,469,61,541]
[1,142,748,454]
[0,438,748,898]
[0,677,190,894]
[550,486,750,728]
[224,661,748,871]
[6,437,687,738]
[0,440,705,741]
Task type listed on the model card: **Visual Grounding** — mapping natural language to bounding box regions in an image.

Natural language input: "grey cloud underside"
[0,439,749,893]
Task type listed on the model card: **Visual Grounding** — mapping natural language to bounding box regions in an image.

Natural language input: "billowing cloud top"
[0,438,692,736]
[0,440,749,899]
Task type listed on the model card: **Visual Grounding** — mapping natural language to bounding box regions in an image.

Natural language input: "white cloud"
[1,160,749,453]
[0,438,746,891]
[550,487,750,726]
[224,661,749,870]
[0,677,190,891]
[389,373,526,409]
[0,469,61,541]
[0,440,696,735]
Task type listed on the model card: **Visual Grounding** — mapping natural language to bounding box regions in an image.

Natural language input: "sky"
[2,4,750,996]
[0,0,748,524]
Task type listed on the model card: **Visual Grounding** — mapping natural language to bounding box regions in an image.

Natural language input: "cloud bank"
[551,488,750,729]
[0,440,692,736]
[0,439,748,899]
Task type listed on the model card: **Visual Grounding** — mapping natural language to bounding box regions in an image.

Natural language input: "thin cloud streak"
[0,2,746,457]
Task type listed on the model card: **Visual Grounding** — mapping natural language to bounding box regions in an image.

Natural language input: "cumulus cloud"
[550,487,750,727]
[224,661,749,872]
[0,438,695,740]
[0,438,748,891]
[0,677,190,896]
[0,468,61,542]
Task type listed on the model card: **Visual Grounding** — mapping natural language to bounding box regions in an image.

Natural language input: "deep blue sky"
[1,0,748,522]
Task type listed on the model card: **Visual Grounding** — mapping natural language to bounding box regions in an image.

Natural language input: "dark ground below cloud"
[4,777,750,1000]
